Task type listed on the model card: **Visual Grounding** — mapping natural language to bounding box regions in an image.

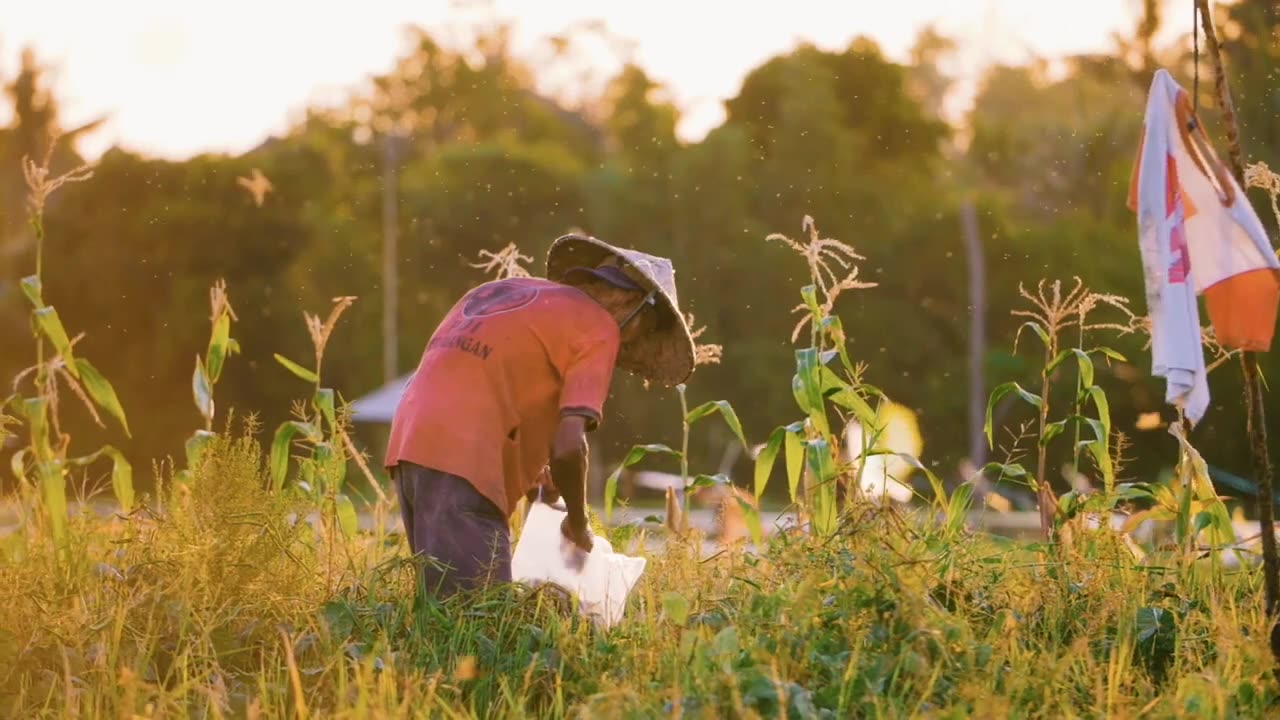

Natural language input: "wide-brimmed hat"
[547,233,695,387]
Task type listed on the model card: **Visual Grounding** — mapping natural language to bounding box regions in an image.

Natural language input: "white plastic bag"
[511,501,646,629]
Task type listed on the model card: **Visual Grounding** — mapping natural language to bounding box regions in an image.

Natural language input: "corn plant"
[270,296,362,544]
[178,279,240,483]
[982,278,1133,540]
[752,216,891,537]
[602,383,761,545]
[5,140,133,564]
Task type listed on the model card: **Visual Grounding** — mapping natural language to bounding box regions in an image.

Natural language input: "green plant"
[178,279,241,483]
[271,295,365,590]
[5,138,133,565]
[602,382,760,544]
[753,216,894,536]
[983,278,1132,540]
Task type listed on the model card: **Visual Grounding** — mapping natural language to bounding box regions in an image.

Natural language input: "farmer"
[384,233,695,598]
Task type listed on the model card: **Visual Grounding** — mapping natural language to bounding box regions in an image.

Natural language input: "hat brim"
[547,234,696,387]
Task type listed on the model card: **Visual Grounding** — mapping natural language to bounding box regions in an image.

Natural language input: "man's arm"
[549,414,593,552]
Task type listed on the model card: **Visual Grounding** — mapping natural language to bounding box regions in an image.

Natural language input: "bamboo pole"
[1194,0,1280,662]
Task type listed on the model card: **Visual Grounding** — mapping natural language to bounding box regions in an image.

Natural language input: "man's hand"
[561,513,594,560]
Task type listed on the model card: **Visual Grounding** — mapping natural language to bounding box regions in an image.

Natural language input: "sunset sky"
[1,0,1182,161]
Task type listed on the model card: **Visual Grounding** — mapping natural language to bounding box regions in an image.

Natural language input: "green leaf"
[805,438,838,535]
[820,366,878,427]
[19,275,43,308]
[1114,483,1156,502]
[753,428,784,500]
[228,338,242,355]
[894,452,939,507]
[985,382,1042,448]
[785,426,806,503]
[1135,606,1173,644]
[711,626,740,669]
[1095,346,1128,363]
[736,495,765,546]
[981,462,1029,480]
[687,473,729,492]
[1085,386,1112,435]
[206,310,232,384]
[321,600,357,641]
[1046,348,1095,388]
[185,430,216,469]
[74,358,130,437]
[685,400,749,453]
[796,349,830,437]
[34,307,78,379]
[946,482,974,536]
[314,388,337,433]
[274,354,318,384]
[603,443,681,520]
[271,421,321,492]
[1040,418,1070,447]
[1017,321,1051,349]
[800,284,822,322]
[661,592,690,625]
[336,493,358,538]
[192,356,213,422]
[66,445,133,512]
[822,316,857,376]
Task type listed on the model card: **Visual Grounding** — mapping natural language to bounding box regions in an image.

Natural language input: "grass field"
[1,427,1277,718]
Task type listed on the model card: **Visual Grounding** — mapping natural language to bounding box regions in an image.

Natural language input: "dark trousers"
[393,461,511,599]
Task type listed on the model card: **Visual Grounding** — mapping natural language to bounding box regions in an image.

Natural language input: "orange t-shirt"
[384,277,620,517]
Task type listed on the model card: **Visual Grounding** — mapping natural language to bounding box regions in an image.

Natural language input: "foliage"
[2,434,1277,717]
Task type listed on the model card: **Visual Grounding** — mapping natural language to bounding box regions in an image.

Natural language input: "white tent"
[348,373,413,423]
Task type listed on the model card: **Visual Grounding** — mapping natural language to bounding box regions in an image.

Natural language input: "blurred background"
[1,0,1276,508]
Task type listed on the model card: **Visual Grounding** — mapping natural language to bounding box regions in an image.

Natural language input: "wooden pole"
[961,199,987,470]
[1194,0,1280,662]
[381,131,401,385]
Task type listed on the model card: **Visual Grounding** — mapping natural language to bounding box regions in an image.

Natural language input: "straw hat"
[546,233,695,387]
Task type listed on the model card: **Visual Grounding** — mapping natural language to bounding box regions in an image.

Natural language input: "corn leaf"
[74,358,130,437]
[685,400,749,453]
[985,382,1042,448]
[946,482,974,536]
[194,357,215,422]
[206,311,232,384]
[271,421,321,492]
[274,354,318,384]
[314,388,337,434]
[736,495,765,546]
[603,443,680,521]
[19,275,43,308]
[785,426,806,503]
[185,429,216,469]
[687,473,730,492]
[796,349,830,437]
[336,493,358,539]
[34,307,78,379]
